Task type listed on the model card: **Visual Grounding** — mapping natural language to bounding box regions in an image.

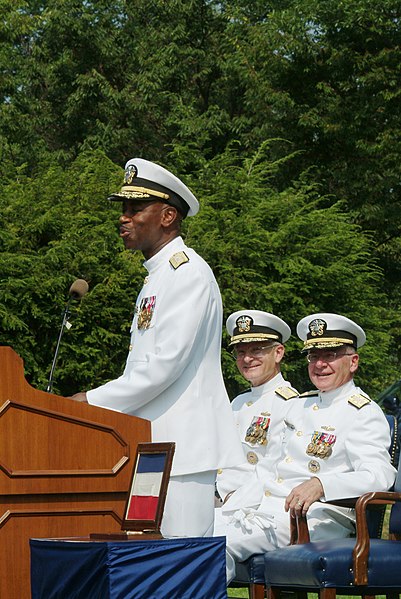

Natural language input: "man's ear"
[350,353,359,373]
[161,205,180,227]
[275,344,285,364]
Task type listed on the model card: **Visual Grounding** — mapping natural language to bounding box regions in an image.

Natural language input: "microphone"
[46,279,89,393]
[69,279,89,300]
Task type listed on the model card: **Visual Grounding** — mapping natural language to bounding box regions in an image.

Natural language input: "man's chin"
[123,239,137,251]
[312,375,334,391]
[245,373,269,387]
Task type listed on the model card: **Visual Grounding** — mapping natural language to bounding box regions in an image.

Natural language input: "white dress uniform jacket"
[87,236,243,476]
[221,378,395,530]
[216,373,298,499]
[214,379,396,580]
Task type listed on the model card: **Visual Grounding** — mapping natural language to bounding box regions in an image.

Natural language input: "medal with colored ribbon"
[306,431,336,459]
[245,415,271,446]
[137,295,156,330]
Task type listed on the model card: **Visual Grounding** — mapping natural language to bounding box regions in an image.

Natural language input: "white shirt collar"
[249,372,286,398]
[143,236,185,273]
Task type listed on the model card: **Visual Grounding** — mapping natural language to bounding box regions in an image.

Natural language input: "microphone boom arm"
[46,279,88,394]
[46,298,72,393]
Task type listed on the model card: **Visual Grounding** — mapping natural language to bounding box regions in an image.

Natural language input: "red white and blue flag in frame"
[126,453,166,520]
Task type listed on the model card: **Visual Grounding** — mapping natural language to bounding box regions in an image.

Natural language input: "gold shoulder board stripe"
[348,394,371,409]
[275,386,299,400]
[299,390,319,398]
[169,251,189,270]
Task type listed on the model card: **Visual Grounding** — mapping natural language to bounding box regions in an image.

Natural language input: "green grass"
[227,592,387,599]
[227,589,252,598]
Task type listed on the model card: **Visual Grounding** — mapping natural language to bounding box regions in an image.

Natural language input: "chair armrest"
[291,496,391,546]
[290,512,310,544]
[353,490,401,585]
[291,498,359,544]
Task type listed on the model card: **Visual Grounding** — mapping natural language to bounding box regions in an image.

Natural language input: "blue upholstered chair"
[264,470,401,599]
[264,415,401,599]
[229,556,265,599]
[229,414,397,599]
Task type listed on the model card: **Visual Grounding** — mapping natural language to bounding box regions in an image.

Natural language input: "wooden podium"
[0,346,151,599]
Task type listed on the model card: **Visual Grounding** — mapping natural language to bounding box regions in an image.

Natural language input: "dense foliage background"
[1,0,400,399]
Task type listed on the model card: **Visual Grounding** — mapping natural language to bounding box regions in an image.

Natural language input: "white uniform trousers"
[161,470,216,538]
[214,500,291,583]
[214,496,355,583]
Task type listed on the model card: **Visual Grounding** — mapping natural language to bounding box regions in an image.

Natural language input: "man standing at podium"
[71,158,243,538]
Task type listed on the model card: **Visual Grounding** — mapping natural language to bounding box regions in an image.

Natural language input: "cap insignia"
[236,315,253,333]
[169,251,189,270]
[309,318,327,337]
[124,164,138,185]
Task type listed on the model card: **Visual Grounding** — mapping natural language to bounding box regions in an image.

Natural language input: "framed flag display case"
[90,442,175,540]
[30,442,230,597]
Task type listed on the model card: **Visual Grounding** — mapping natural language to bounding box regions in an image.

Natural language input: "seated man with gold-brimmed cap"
[214,312,395,584]
[216,310,298,505]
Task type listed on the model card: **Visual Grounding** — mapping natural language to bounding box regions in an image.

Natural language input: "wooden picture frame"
[90,442,175,540]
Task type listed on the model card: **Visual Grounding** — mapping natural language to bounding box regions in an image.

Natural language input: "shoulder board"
[169,251,189,270]
[275,386,299,400]
[348,394,371,409]
[299,390,319,398]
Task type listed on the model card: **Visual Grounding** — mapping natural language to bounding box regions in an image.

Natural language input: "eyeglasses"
[306,350,355,363]
[233,344,276,360]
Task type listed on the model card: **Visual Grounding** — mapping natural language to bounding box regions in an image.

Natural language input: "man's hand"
[69,392,88,403]
[285,477,324,517]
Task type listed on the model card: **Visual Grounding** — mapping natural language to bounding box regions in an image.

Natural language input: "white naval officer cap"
[108,158,199,217]
[226,310,291,346]
[297,312,366,351]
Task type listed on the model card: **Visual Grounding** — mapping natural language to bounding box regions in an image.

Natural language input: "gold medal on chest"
[308,459,320,473]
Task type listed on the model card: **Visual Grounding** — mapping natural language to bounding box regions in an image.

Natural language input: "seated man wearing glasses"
[216,310,299,505]
[214,312,396,583]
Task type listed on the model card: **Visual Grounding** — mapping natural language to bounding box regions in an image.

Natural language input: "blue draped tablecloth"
[30,535,227,599]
